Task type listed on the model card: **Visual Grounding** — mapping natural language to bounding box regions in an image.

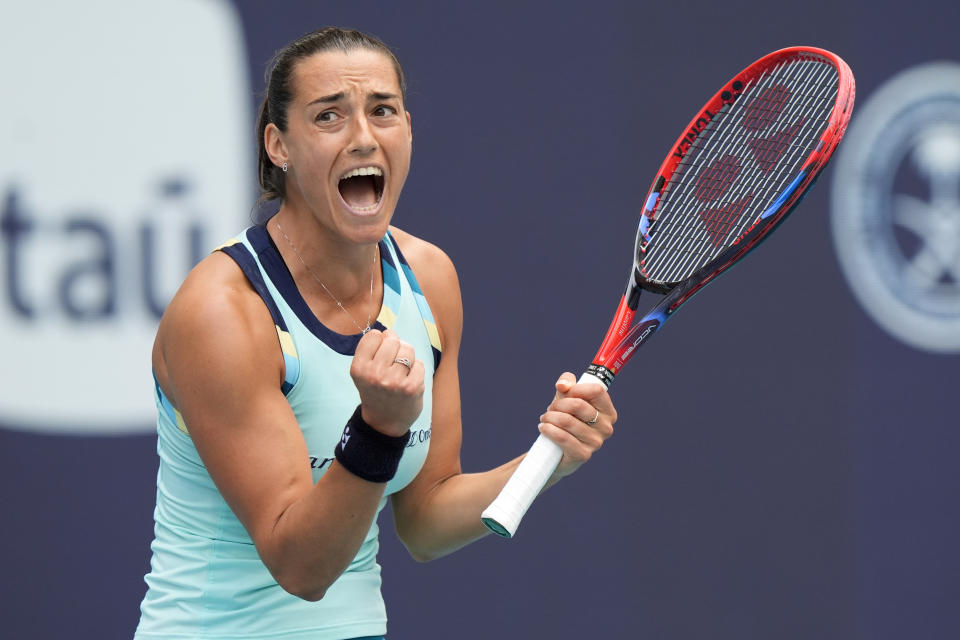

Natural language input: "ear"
[406,111,413,144]
[264,122,288,168]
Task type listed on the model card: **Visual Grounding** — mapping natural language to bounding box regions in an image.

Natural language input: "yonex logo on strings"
[696,84,803,247]
[639,66,827,286]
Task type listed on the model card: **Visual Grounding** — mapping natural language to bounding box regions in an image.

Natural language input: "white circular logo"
[831,62,960,353]
[0,0,252,433]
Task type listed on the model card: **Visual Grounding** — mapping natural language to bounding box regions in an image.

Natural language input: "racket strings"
[650,60,833,269]
[672,119,837,172]
[644,60,835,279]
[640,57,839,284]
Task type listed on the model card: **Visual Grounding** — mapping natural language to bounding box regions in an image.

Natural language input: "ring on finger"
[393,356,413,370]
[586,409,600,425]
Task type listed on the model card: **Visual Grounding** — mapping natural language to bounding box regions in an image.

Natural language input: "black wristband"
[334,406,409,483]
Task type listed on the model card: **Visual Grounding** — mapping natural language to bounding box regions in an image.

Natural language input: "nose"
[348,114,378,156]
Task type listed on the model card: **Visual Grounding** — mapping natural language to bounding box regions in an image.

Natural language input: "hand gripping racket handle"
[481,371,607,538]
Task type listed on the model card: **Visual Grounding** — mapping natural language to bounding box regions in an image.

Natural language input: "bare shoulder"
[389,227,456,281]
[154,250,282,405]
[388,226,462,350]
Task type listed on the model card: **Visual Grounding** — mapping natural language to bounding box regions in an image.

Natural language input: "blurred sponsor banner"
[832,62,960,353]
[0,0,251,433]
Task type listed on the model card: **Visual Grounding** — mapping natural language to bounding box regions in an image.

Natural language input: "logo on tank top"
[831,62,960,353]
[406,428,431,447]
[0,0,252,433]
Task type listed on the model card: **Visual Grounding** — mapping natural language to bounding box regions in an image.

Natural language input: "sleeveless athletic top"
[135,223,441,640]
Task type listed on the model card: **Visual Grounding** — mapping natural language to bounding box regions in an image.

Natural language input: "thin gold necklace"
[275,221,377,334]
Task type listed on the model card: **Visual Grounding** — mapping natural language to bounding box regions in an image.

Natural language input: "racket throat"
[625,271,643,310]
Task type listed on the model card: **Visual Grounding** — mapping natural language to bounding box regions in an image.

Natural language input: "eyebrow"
[306,92,345,107]
[305,91,400,107]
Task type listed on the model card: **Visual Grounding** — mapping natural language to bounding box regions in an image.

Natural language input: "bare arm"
[388,230,616,561]
[155,252,419,600]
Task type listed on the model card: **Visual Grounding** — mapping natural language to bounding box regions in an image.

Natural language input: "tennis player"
[134,27,616,640]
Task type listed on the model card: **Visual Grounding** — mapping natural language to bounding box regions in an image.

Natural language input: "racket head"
[590,47,854,378]
[635,46,855,295]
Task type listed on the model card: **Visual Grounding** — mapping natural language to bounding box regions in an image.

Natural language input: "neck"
[271,212,382,331]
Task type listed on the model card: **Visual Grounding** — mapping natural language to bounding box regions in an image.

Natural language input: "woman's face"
[271,48,412,244]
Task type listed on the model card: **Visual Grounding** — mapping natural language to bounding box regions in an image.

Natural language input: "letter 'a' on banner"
[0,0,252,435]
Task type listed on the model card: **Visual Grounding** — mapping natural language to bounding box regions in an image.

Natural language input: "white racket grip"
[481,371,606,538]
[480,433,562,538]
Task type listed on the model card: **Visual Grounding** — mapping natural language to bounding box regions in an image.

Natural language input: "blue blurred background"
[2,1,959,638]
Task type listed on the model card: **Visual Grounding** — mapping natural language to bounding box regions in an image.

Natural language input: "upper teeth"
[341,167,382,180]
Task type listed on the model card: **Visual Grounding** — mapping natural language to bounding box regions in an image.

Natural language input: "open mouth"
[338,166,385,213]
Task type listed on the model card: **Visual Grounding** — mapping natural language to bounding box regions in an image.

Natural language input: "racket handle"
[480,433,562,538]
[481,371,606,538]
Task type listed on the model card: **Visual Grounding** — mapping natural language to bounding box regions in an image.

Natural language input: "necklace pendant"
[276,220,377,338]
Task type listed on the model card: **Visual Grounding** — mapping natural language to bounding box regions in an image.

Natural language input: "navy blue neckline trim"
[245,223,388,356]
[219,243,289,332]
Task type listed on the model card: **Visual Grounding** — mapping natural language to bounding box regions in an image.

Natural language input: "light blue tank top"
[135,223,441,640]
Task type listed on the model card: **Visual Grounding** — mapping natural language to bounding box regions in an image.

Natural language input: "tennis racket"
[481,46,855,538]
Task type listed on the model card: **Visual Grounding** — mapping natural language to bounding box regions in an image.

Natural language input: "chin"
[338,208,394,243]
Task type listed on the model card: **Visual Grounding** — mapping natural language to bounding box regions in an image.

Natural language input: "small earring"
[281,162,288,173]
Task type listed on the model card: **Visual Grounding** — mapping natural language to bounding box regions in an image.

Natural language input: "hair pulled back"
[256,27,406,202]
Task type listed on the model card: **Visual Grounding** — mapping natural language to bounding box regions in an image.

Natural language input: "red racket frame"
[588,46,855,384]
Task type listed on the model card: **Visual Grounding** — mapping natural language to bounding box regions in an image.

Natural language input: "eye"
[316,110,339,123]
[373,105,397,117]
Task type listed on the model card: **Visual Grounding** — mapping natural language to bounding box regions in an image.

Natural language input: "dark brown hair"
[256,27,406,202]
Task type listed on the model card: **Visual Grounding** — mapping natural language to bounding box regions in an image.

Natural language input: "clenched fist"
[349,329,425,437]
